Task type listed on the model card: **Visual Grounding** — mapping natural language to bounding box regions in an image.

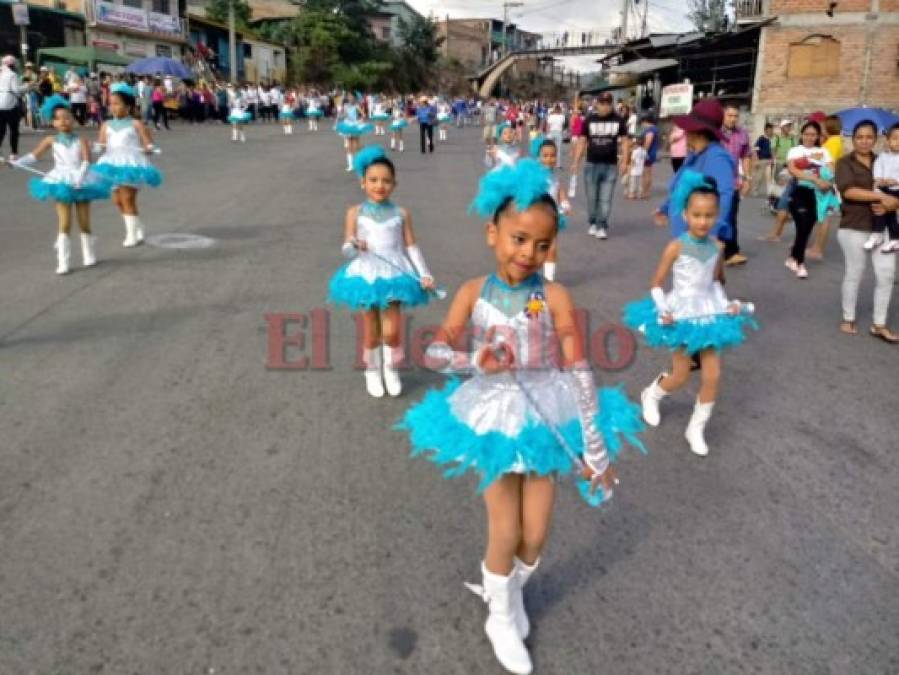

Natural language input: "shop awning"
[36,47,132,68]
[608,58,678,75]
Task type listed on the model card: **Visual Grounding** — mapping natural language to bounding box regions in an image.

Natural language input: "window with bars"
[152,0,170,14]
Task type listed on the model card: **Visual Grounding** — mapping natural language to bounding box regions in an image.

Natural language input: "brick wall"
[756,24,899,114]
[769,0,873,13]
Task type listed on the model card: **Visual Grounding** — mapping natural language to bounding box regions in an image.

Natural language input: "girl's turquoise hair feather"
[40,94,70,123]
[353,145,387,178]
[670,169,719,215]
[470,158,554,220]
[494,122,510,139]
[529,134,548,158]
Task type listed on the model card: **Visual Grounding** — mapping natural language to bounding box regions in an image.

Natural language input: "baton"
[351,239,448,300]
[0,157,47,177]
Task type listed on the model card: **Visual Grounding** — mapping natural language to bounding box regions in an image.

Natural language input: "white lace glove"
[406,244,432,281]
[423,341,487,375]
[75,161,89,188]
[650,286,670,315]
[13,153,37,168]
[340,241,358,259]
[567,361,609,476]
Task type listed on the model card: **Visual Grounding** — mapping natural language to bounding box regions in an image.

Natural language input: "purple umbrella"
[126,56,191,79]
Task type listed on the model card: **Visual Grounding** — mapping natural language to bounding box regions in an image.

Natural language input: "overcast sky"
[406,0,693,72]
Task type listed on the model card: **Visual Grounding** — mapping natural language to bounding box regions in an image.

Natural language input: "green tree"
[205,0,252,29]
[687,0,730,32]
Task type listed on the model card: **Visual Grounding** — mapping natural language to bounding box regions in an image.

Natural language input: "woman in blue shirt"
[654,99,736,242]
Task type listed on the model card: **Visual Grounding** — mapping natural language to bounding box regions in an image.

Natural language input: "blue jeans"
[583,162,618,228]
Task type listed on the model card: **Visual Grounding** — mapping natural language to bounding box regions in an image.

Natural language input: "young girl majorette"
[94,82,162,248]
[370,98,390,136]
[227,85,252,143]
[328,146,437,397]
[14,94,110,274]
[396,159,645,675]
[306,93,323,131]
[533,137,571,281]
[436,100,452,141]
[485,123,520,170]
[279,95,295,135]
[623,171,757,456]
[389,104,408,152]
[335,94,373,172]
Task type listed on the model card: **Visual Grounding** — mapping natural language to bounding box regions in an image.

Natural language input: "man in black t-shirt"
[575,92,630,239]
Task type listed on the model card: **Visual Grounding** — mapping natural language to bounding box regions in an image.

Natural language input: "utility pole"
[620,0,629,42]
[501,1,524,57]
[228,0,238,83]
[640,0,649,37]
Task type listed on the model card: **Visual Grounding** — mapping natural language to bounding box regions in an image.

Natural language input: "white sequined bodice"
[356,203,404,255]
[105,120,140,151]
[666,234,729,320]
[52,136,82,172]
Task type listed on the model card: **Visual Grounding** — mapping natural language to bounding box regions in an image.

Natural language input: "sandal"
[839,321,857,335]
[870,325,899,343]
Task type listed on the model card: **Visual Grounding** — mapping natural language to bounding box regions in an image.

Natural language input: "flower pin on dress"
[525,290,546,319]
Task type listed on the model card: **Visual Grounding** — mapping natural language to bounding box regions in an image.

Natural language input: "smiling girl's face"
[361,163,395,203]
[487,201,557,285]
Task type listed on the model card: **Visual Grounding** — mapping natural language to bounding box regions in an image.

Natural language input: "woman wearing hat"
[654,98,736,243]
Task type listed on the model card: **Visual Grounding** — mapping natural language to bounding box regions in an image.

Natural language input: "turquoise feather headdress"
[110,82,135,98]
[39,94,70,123]
[670,169,719,214]
[470,159,555,220]
[353,145,387,178]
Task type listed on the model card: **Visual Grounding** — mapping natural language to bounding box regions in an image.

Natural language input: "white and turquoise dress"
[279,102,295,121]
[397,273,645,495]
[336,104,373,137]
[623,233,758,353]
[548,175,568,231]
[390,108,408,132]
[29,133,110,203]
[306,99,324,118]
[94,118,162,188]
[227,98,251,124]
[370,103,390,122]
[436,104,452,125]
[328,201,430,309]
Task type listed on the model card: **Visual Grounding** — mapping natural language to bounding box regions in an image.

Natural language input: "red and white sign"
[660,83,694,118]
[91,39,120,51]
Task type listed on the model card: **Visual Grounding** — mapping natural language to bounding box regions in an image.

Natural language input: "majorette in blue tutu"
[305,96,323,131]
[531,136,571,283]
[389,105,408,151]
[622,170,758,457]
[394,158,646,674]
[336,93,372,172]
[94,82,161,249]
[10,94,109,275]
[328,146,440,398]
[369,99,391,137]
[484,123,520,171]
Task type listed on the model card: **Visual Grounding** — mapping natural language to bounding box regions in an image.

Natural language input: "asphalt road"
[1,121,897,675]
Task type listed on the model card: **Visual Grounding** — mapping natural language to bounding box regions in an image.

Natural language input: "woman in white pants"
[546,103,566,169]
[834,119,899,343]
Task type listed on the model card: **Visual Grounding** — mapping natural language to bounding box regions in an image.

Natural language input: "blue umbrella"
[126,56,191,79]
[835,107,899,135]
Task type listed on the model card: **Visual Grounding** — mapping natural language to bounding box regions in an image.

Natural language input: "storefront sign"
[123,40,148,57]
[95,0,149,32]
[660,83,693,118]
[91,39,120,51]
[11,3,30,26]
[148,11,181,36]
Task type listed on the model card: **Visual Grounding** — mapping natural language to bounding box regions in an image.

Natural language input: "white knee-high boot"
[122,214,139,248]
[390,136,396,149]
[239,130,246,143]
[55,233,71,275]
[471,563,533,674]
[685,398,714,456]
[346,152,353,171]
[382,344,402,397]
[512,557,539,640]
[641,373,670,427]
[399,139,404,152]
[80,233,97,267]
[231,126,238,141]
[363,347,385,398]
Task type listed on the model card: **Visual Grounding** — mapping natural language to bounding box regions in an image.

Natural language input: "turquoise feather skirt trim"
[29,177,110,203]
[390,119,409,130]
[336,120,374,137]
[370,113,391,121]
[279,111,295,120]
[227,111,252,124]
[622,295,758,353]
[328,264,431,310]
[92,163,163,188]
[395,378,646,501]
[306,109,324,117]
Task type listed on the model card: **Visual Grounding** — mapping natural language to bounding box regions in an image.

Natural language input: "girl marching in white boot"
[370,98,390,136]
[279,96,295,136]
[328,146,438,398]
[94,83,162,249]
[397,160,646,674]
[305,93,323,131]
[623,171,757,456]
[227,84,251,143]
[13,95,110,275]
[335,94,372,173]
[389,104,408,152]
[534,138,571,281]
[436,100,452,142]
